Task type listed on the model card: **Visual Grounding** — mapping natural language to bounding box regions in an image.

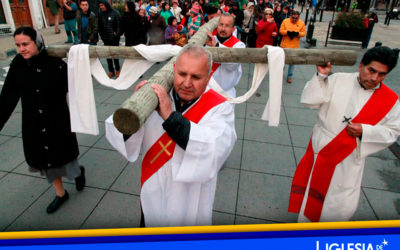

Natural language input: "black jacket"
[77,9,99,44]
[231,7,244,28]
[122,11,149,46]
[0,50,79,170]
[63,1,77,20]
[98,0,121,43]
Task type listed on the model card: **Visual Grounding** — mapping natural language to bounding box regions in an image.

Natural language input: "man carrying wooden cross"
[289,46,400,222]
[106,44,236,227]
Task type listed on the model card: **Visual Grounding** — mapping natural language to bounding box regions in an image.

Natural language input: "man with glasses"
[279,10,305,83]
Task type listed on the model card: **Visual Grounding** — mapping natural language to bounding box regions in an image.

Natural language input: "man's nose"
[371,73,379,81]
[182,77,192,87]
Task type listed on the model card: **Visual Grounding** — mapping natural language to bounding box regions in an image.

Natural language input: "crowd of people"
[45,0,302,78]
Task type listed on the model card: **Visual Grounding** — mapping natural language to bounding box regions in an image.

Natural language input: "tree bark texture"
[47,45,357,65]
[114,17,220,135]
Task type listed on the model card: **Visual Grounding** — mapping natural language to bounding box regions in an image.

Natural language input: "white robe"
[105,89,237,227]
[212,36,246,98]
[298,72,400,222]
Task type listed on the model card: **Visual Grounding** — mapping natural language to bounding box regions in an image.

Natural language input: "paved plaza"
[1,10,400,231]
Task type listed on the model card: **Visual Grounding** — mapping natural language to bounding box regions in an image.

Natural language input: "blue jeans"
[287,64,295,79]
[64,19,79,43]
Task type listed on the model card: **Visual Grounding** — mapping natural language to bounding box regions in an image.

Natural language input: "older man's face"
[174,52,210,102]
[217,15,234,38]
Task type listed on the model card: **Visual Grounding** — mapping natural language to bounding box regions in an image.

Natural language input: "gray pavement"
[1,10,400,231]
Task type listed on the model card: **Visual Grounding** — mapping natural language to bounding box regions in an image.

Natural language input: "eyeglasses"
[265,13,273,15]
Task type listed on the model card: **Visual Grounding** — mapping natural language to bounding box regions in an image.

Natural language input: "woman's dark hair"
[361,46,399,72]
[126,1,136,12]
[14,26,36,41]
[168,16,176,25]
[162,2,169,11]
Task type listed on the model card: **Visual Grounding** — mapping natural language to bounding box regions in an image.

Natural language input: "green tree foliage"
[334,12,365,29]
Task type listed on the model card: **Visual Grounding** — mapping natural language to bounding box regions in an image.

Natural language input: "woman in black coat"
[0,27,85,214]
[122,1,148,46]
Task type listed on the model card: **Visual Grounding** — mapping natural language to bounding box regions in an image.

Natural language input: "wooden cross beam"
[47,46,357,65]
[47,17,358,135]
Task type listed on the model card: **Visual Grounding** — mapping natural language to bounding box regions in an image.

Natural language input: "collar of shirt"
[216,34,231,44]
[172,89,199,113]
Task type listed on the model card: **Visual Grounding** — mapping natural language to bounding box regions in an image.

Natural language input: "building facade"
[0,0,97,35]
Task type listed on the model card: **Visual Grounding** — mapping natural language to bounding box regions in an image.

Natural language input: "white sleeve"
[105,114,144,162]
[212,42,244,92]
[171,102,237,183]
[301,73,333,109]
[359,100,400,158]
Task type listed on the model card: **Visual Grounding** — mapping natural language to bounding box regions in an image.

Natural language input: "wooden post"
[47,45,357,65]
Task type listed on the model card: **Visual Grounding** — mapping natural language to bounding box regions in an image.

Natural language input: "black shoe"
[75,166,85,191]
[46,191,69,214]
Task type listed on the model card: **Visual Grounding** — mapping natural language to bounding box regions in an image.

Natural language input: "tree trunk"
[114,17,220,135]
[47,45,357,65]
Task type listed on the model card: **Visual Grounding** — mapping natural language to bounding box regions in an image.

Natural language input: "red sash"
[289,83,398,222]
[141,89,227,188]
[210,35,242,76]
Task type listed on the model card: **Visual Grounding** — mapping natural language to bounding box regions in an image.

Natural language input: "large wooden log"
[113,17,220,135]
[47,45,357,65]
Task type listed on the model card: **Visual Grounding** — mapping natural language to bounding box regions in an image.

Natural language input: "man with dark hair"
[289,46,400,223]
[204,3,221,22]
[98,0,122,77]
[77,0,98,45]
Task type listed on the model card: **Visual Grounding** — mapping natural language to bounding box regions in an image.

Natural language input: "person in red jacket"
[255,8,277,48]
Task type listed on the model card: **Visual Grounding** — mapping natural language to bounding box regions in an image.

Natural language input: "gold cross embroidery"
[150,140,173,164]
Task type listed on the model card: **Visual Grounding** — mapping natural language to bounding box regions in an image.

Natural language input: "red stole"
[289,83,398,222]
[141,89,227,188]
[210,35,241,76]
